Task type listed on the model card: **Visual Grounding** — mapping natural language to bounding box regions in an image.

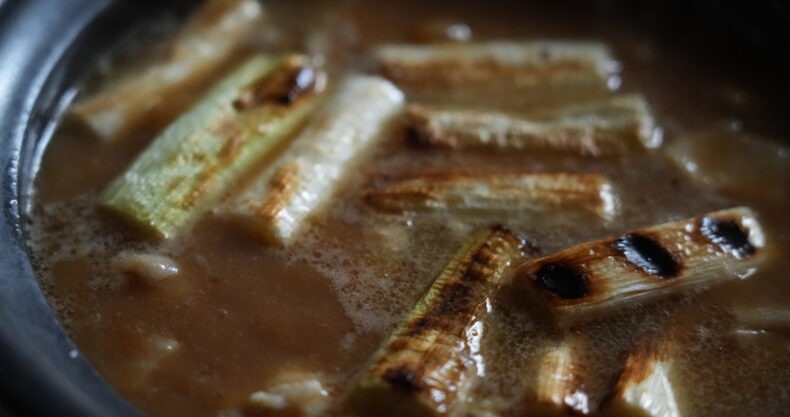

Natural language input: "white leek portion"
[366,172,616,220]
[534,337,591,415]
[374,41,618,107]
[226,75,405,245]
[71,0,264,141]
[407,95,658,155]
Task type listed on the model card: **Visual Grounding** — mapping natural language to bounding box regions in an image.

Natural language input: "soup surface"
[27,1,790,417]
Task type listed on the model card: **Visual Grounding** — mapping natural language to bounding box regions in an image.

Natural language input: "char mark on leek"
[614,234,679,278]
[348,226,535,417]
[516,207,767,325]
[100,54,325,240]
[70,0,265,141]
[223,75,405,245]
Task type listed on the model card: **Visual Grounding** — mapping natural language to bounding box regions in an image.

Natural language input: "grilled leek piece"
[101,54,325,239]
[71,0,264,141]
[532,337,591,416]
[600,343,682,417]
[366,172,616,220]
[517,207,767,325]
[374,41,617,106]
[225,75,404,245]
[348,226,533,417]
[407,95,657,156]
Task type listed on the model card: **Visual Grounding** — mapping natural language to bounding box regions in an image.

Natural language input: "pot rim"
[0,1,146,416]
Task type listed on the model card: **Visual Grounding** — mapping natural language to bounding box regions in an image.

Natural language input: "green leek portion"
[100,54,322,239]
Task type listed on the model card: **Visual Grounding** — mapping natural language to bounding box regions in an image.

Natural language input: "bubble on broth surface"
[27,193,170,328]
[286,211,447,335]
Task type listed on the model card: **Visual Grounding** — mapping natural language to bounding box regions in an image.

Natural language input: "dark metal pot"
[0,2,187,415]
[0,0,787,416]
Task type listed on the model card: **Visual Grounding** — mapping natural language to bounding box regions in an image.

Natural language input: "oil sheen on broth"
[26,1,790,417]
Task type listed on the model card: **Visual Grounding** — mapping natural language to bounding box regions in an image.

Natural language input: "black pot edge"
[0,1,148,416]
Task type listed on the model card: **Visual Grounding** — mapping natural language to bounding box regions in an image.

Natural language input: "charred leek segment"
[601,344,681,417]
[517,207,767,325]
[365,172,616,220]
[101,55,325,239]
[71,0,264,141]
[533,338,590,416]
[225,75,404,245]
[374,41,617,106]
[349,226,532,417]
[407,95,657,156]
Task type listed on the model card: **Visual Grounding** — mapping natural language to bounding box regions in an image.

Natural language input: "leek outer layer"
[374,41,618,107]
[226,75,404,245]
[407,95,657,156]
[71,0,264,141]
[532,336,591,416]
[349,226,534,417]
[516,207,767,325]
[366,172,616,220]
[101,54,323,239]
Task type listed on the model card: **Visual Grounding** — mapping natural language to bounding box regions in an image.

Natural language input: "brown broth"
[28,1,790,417]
